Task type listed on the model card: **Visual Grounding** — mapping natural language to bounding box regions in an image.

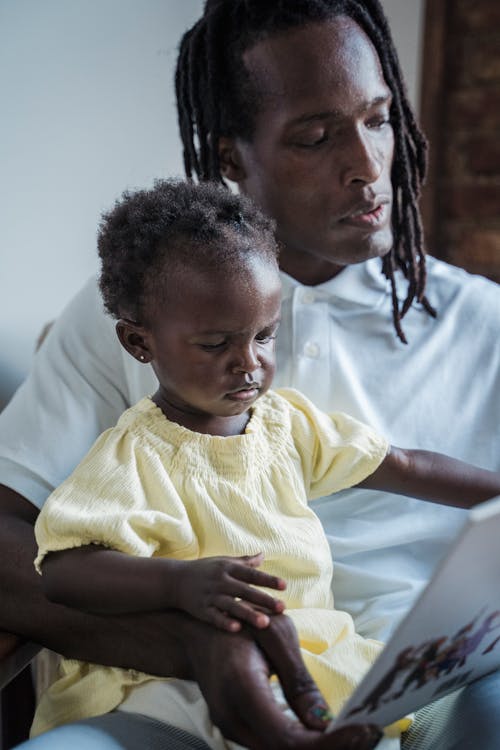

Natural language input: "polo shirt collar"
[280,257,392,309]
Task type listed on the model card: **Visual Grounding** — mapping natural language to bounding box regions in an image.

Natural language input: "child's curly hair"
[98,179,278,323]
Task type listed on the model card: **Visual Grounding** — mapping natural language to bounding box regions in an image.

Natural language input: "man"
[2,2,499,749]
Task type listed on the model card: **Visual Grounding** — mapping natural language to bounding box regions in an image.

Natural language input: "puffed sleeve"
[34,420,198,572]
[278,388,389,500]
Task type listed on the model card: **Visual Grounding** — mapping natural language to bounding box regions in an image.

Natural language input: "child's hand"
[175,552,286,632]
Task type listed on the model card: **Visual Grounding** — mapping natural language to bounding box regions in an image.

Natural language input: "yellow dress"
[33,388,394,736]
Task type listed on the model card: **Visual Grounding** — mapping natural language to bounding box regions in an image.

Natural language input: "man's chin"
[327,229,394,266]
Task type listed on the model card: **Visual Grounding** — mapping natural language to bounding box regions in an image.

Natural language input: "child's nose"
[231,344,260,373]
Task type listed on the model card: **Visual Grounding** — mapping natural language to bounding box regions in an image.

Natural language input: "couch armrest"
[0,633,40,690]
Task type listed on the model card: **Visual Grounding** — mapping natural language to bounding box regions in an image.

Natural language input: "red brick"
[444,185,500,220]
[467,36,500,83]
[464,136,500,175]
[446,36,500,89]
[447,90,500,130]
[455,0,500,31]
[424,0,500,284]
[446,228,500,269]
[443,132,500,177]
[441,141,465,181]
[445,38,468,90]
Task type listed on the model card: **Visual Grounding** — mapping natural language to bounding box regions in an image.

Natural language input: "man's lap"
[13,712,211,750]
[14,711,398,750]
[402,670,500,750]
[14,670,500,750]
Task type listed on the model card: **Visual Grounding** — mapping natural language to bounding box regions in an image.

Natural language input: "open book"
[330,495,500,730]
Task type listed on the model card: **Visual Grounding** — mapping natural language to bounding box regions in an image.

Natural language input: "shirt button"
[301,289,315,305]
[303,341,320,358]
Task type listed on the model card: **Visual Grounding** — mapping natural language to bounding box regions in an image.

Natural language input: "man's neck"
[278,250,345,286]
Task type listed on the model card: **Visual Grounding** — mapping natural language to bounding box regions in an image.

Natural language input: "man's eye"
[367,116,391,130]
[293,132,328,148]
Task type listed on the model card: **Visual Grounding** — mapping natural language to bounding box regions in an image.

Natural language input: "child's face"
[143,255,281,423]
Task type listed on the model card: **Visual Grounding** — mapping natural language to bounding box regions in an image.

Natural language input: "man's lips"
[338,198,390,228]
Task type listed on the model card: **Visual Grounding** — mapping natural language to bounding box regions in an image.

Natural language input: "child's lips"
[226,385,260,402]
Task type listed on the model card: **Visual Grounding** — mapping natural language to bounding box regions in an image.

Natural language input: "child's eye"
[256,322,280,344]
[199,341,226,351]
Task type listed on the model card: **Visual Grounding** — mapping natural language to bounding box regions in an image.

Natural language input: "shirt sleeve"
[0,277,155,509]
[278,388,389,500]
[34,421,198,572]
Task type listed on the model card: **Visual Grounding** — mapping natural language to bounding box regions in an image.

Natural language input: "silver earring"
[139,354,145,362]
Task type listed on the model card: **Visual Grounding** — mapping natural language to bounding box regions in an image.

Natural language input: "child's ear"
[116,320,153,364]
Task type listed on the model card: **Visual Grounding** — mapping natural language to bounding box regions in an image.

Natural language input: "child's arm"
[41,548,286,632]
[359,447,500,508]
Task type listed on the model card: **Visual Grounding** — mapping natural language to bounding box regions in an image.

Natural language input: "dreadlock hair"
[98,179,278,325]
[175,0,436,343]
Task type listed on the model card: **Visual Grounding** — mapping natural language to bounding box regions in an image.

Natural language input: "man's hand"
[184,612,382,750]
[175,552,286,631]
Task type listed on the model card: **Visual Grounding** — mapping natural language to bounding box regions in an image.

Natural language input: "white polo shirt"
[0,256,498,639]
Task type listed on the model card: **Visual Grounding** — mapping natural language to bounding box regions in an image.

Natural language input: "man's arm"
[360,447,500,508]
[41,546,286,631]
[0,485,190,675]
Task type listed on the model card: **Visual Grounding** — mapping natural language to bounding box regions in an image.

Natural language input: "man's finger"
[327,724,383,749]
[255,614,332,730]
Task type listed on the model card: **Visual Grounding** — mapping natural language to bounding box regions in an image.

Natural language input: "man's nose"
[231,343,260,373]
[340,130,383,186]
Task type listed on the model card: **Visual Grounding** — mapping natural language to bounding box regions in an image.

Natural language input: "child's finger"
[216,585,285,616]
[235,552,264,567]
[228,561,287,591]
[203,606,243,633]
[231,582,286,613]
[216,596,272,629]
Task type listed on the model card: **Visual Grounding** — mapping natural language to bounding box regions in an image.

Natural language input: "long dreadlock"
[175,0,436,343]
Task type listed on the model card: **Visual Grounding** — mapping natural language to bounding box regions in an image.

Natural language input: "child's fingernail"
[308,704,333,723]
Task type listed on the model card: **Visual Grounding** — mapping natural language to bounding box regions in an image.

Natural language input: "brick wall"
[422,0,500,282]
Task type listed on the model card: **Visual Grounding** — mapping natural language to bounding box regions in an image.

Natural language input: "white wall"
[382,0,425,109]
[0,0,424,408]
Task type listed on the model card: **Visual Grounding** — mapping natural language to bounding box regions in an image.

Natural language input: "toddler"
[33,180,500,749]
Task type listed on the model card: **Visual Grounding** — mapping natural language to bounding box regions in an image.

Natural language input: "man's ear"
[218,136,246,183]
[116,320,153,364]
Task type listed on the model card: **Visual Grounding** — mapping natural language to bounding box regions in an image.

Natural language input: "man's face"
[223,17,395,284]
[145,256,281,429]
